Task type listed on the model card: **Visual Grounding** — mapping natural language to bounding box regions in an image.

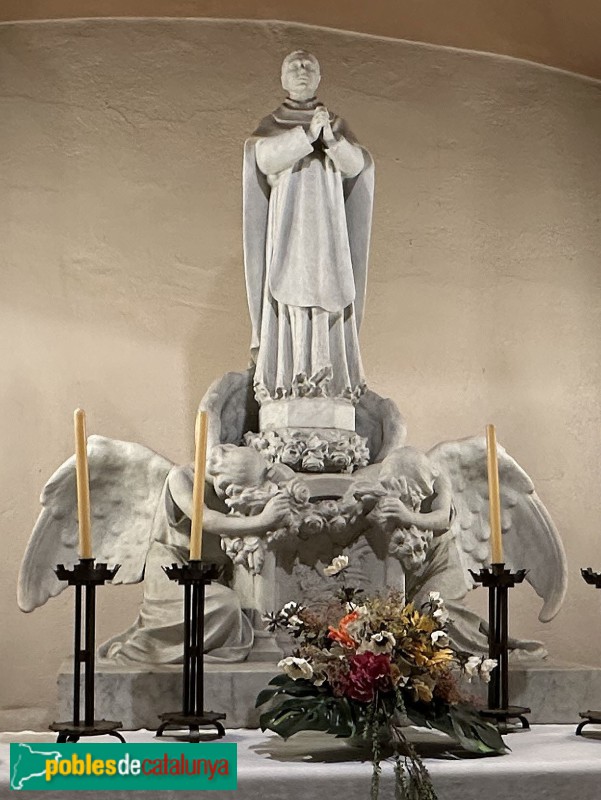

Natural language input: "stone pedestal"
[57,660,278,730]
[57,658,601,730]
[259,397,355,431]
[467,660,601,723]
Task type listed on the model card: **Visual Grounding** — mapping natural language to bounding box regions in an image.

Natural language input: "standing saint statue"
[243,51,374,432]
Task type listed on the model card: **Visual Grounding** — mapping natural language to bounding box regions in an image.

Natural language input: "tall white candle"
[190,410,208,561]
[486,424,503,564]
[74,408,93,559]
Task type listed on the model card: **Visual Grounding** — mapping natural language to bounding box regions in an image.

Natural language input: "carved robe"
[243,98,374,403]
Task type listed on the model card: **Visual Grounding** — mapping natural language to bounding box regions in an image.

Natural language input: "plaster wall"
[1,19,600,727]
[2,0,601,80]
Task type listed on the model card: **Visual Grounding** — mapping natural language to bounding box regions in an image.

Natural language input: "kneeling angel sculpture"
[17,399,567,664]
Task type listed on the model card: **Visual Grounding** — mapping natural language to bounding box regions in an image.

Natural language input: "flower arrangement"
[257,556,505,800]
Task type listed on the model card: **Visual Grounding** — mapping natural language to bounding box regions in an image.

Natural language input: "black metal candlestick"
[469,563,531,730]
[156,561,226,742]
[50,558,125,743]
[575,568,601,735]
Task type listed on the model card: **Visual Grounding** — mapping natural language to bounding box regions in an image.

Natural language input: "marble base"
[467,660,601,723]
[57,660,278,730]
[259,397,355,430]
[57,659,601,730]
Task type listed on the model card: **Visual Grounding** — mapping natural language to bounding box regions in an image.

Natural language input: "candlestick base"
[157,560,226,742]
[50,719,126,744]
[479,706,531,731]
[576,710,601,736]
[51,558,124,743]
[156,711,226,742]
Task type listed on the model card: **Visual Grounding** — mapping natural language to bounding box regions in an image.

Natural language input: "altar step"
[57,659,601,730]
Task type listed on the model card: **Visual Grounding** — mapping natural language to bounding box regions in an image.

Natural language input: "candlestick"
[190,410,208,561]
[74,409,93,560]
[470,564,530,731]
[486,424,503,564]
[157,561,225,742]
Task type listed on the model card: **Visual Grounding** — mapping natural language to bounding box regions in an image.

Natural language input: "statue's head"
[281,50,321,102]
[207,443,271,499]
[379,447,439,506]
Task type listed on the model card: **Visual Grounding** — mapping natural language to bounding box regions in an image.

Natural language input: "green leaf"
[256,679,323,708]
[267,673,293,687]
[447,705,507,754]
[259,694,356,739]
[255,688,280,708]
[404,699,506,756]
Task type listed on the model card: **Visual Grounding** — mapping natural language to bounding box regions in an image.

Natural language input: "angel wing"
[428,435,567,622]
[18,435,173,612]
[201,368,259,449]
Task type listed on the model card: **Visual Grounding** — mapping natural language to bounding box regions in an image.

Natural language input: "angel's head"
[379,447,439,508]
[207,444,271,499]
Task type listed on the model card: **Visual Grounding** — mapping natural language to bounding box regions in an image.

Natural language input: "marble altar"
[2,726,600,800]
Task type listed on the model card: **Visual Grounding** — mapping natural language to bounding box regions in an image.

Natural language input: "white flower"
[287,614,304,632]
[463,655,498,683]
[431,630,449,647]
[277,656,314,681]
[432,606,449,624]
[363,631,396,655]
[324,555,349,576]
[464,656,482,680]
[479,658,498,683]
[428,591,449,623]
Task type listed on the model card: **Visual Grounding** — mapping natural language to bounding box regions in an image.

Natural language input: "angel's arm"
[204,496,292,537]
[372,475,453,535]
[168,467,292,537]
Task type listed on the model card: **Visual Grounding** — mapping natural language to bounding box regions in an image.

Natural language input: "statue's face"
[207,444,269,497]
[281,52,321,101]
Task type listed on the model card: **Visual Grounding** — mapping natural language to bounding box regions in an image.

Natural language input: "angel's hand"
[370,497,415,529]
[259,494,293,531]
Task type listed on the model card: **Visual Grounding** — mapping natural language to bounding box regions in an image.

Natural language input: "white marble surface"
[57,660,277,729]
[57,658,601,729]
[1,726,600,799]
[259,397,355,430]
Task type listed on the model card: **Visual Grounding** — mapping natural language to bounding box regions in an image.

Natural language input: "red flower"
[341,652,393,703]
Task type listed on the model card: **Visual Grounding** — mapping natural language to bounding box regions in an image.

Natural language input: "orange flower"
[327,610,360,649]
[328,626,357,648]
[339,610,359,629]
